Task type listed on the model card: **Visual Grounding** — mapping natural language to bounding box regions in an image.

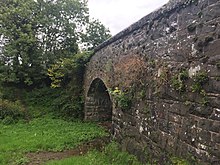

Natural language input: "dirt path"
[26,136,110,165]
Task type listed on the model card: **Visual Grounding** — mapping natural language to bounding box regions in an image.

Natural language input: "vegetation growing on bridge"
[109,87,132,110]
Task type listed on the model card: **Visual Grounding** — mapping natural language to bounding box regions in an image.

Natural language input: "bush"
[52,85,84,120]
[23,87,61,108]
[109,87,132,110]
[0,86,20,102]
[47,51,92,120]
[0,99,26,124]
[23,86,84,120]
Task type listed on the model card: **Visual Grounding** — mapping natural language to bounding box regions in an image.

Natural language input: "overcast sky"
[88,0,169,35]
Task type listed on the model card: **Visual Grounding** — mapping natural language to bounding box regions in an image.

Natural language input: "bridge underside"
[84,78,112,122]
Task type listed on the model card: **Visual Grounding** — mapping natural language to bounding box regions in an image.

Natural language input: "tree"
[0,0,110,87]
[82,19,111,50]
[0,0,40,85]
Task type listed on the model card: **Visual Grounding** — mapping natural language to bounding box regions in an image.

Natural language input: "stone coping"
[94,0,194,53]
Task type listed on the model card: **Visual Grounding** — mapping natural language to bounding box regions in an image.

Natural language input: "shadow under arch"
[84,78,112,122]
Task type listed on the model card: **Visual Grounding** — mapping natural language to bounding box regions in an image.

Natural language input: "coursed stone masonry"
[84,0,220,164]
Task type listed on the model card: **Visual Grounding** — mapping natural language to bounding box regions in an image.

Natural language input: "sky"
[88,0,169,35]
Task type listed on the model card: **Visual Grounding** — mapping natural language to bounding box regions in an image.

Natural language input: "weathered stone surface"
[204,40,220,57]
[212,132,220,143]
[210,108,220,121]
[84,0,220,164]
[189,105,213,117]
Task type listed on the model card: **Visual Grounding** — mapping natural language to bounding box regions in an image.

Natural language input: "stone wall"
[84,0,220,164]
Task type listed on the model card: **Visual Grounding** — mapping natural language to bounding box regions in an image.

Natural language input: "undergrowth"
[0,99,26,124]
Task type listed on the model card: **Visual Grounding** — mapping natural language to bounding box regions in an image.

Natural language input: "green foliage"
[215,76,220,81]
[216,62,220,68]
[148,60,156,68]
[22,87,62,118]
[191,71,208,93]
[23,87,61,108]
[0,116,107,164]
[0,0,48,86]
[22,86,83,119]
[48,51,92,88]
[109,87,132,110]
[52,87,84,119]
[0,86,20,101]
[171,70,209,104]
[0,99,26,124]
[0,0,110,86]
[47,51,92,119]
[171,70,189,92]
[171,157,191,165]
[46,142,141,165]
[103,142,140,165]
[139,89,146,100]
[82,19,111,50]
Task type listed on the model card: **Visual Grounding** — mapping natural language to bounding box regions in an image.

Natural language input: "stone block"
[202,2,220,22]
[168,113,183,124]
[207,65,220,77]
[168,121,181,136]
[208,143,220,158]
[122,113,137,126]
[148,131,161,143]
[210,108,220,121]
[168,102,192,116]
[205,79,220,93]
[189,105,213,117]
[197,129,212,145]
[211,132,220,143]
[208,0,220,5]
[122,125,140,138]
[158,118,169,134]
[204,39,220,57]
[207,54,220,65]
[208,96,220,108]
[210,121,220,133]
[177,5,200,30]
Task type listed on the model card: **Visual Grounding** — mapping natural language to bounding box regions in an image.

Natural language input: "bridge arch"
[84,78,112,122]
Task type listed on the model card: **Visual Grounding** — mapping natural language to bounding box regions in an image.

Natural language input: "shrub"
[47,51,92,120]
[171,70,189,92]
[109,87,132,110]
[0,99,26,124]
[52,87,84,120]
[23,87,61,108]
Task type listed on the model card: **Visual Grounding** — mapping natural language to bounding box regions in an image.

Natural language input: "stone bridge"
[84,0,220,164]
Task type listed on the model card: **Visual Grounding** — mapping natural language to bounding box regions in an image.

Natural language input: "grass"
[0,86,192,165]
[46,142,141,165]
[0,116,107,165]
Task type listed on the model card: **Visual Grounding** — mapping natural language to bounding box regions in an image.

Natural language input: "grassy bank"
[46,142,141,165]
[0,116,107,165]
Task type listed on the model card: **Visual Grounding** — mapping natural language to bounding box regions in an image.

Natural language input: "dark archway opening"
[85,78,112,122]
